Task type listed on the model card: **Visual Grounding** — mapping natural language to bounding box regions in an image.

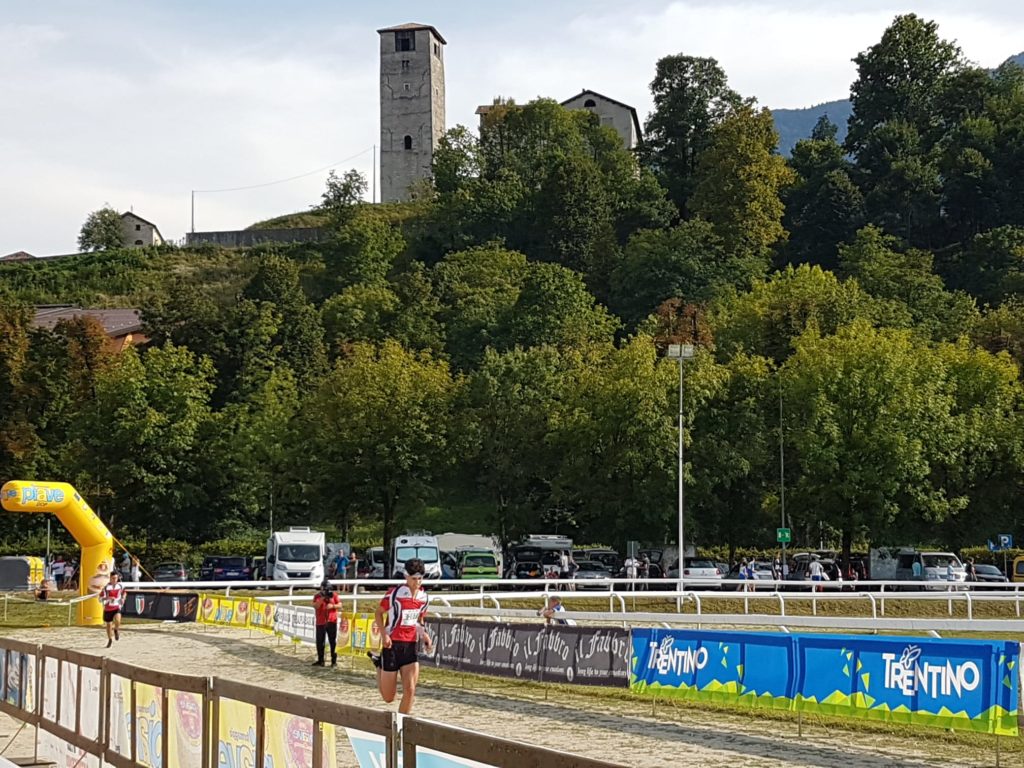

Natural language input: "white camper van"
[266,527,325,583]
[391,533,442,580]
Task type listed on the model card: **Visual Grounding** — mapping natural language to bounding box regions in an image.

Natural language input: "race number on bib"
[400,608,420,626]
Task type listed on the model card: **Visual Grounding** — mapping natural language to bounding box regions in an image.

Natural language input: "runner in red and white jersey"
[99,572,125,648]
[369,557,432,713]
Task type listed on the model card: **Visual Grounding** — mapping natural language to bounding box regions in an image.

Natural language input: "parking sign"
[999,534,1013,550]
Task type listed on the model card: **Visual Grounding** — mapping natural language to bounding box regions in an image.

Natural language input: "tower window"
[403,82,411,92]
[134,240,143,245]
[583,98,597,108]
[404,135,413,150]
[395,30,415,52]
[401,59,410,72]
[433,42,440,57]
[135,224,141,231]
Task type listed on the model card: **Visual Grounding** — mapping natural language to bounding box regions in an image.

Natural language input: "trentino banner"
[630,628,1019,735]
[793,633,1018,735]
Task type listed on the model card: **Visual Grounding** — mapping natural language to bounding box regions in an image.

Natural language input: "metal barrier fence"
[0,636,623,768]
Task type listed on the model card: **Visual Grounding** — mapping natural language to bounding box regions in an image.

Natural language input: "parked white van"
[391,534,442,580]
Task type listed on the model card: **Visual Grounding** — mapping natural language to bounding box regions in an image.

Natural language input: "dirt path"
[4,623,1008,767]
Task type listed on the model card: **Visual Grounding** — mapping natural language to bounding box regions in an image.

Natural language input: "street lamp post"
[667,343,695,583]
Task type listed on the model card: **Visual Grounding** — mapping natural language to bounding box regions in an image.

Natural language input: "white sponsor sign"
[274,604,317,645]
[881,645,980,699]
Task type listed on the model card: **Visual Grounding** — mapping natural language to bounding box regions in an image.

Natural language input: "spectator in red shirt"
[312,580,341,667]
[368,558,432,713]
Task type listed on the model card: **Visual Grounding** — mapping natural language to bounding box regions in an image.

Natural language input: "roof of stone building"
[377,23,447,45]
[32,305,144,336]
[0,251,34,261]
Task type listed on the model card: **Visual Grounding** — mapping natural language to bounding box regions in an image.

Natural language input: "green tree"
[433,245,529,370]
[711,264,883,362]
[838,226,977,339]
[321,209,405,287]
[951,226,1024,305]
[458,346,573,543]
[318,169,368,224]
[784,117,866,269]
[305,341,456,561]
[610,219,760,325]
[846,14,964,155]
[855,121,942,247]
[691,104,795,262]
[69,344,216,539]
[688,353,776,560]
[504,263,619,350]
[548,336,678,545]
[424,100,670,272]
[77,206,125,252]
[238,253,327,388]
[0,304,39,481]
[219,367,301,536]
[782,321,961,565]
[641,55,743,216]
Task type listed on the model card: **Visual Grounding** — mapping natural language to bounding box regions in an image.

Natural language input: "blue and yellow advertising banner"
[793,634,1019,735]
[630,628,795,710]
[630,629,1019,735]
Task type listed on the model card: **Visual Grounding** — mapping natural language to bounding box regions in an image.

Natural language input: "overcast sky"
[3,1,1023,256]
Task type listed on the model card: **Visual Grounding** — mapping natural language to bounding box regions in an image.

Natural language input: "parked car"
[151,562,189,582]
[971,564,1008,589]
[666,558,723,588]
[894,551,965,590]
[726,561,776,590]
[577,548,622,574]
[787,557,842,589]
[510,560,545,590]
[572,560,611,590]
[199,556,254,582]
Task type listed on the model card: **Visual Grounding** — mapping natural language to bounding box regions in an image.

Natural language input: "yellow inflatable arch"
[1,481,115,626]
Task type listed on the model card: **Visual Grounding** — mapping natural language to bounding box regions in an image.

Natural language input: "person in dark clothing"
[312,579,341,667]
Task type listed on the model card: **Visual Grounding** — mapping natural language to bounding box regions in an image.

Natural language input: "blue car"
[199,556,253,581]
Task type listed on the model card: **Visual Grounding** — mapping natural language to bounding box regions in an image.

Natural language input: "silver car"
[667,558,723,588]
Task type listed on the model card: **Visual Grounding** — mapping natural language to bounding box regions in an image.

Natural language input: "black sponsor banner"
[122,590,199,622]
[421,618,629,687]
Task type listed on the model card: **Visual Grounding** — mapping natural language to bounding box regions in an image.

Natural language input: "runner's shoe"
[114,628,120,641]
[367,652,381,669]
[107,638,112,648]
[311,660,325,667]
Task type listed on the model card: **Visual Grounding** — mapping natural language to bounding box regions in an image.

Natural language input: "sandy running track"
[1,623,1004,768]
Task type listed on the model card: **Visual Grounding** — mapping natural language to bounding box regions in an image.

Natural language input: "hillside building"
[32,305,148,352]
[121,212,164,247]
[378,23,446,202]
[561,89,642,149]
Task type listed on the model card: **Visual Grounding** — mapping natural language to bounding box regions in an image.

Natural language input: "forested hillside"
[3,15,1024,565]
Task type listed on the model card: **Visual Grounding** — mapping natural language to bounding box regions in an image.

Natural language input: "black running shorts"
[103,609,120,623]
[382,641,418,672]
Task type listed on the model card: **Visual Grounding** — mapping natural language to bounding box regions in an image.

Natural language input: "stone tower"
[378,23,446,203]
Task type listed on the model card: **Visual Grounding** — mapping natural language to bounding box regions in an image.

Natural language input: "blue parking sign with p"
[999,534,1013,550]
